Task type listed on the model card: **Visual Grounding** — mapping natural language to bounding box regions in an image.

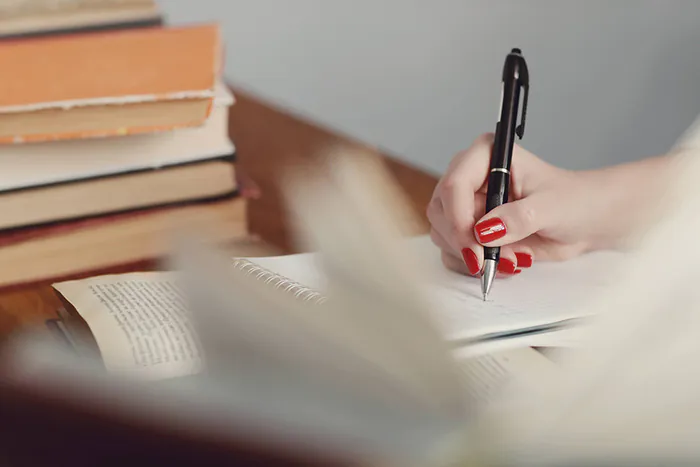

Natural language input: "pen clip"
[515,56,529,139]
[516,83,528,139]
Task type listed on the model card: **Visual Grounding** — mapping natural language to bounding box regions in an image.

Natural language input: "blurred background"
[163,0,700,173]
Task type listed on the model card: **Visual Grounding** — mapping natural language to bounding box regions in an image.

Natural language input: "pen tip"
[482,292,488,302]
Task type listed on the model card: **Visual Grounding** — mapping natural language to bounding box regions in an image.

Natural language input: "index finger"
[439,133,493,244]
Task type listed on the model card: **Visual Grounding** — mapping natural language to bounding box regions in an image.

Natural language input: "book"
[0,156,237,231]
[0,195,247,290]
[229,237,621,349]
[0,80,234,192]
[0,0,162,39]
[0,23,220,143]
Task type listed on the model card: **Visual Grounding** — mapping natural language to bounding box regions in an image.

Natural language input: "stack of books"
[0,0,162,39]
[0,23,248,289]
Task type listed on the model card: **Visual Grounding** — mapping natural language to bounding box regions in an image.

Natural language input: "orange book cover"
[0,23,221,143]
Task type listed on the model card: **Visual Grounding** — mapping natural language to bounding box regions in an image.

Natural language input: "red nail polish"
[515,252,533,268]
[475,217,507,243]
[461,248,480,275]
[497,258,517,274]
[514,269,522,275]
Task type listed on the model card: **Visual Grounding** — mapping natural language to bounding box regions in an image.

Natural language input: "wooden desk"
[0,86,439,341]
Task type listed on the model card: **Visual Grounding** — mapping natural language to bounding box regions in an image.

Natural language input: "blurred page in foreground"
[488,146,700,466]
[0,149,531,467]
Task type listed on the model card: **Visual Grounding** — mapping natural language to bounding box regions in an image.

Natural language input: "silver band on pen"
[490,168,510,174]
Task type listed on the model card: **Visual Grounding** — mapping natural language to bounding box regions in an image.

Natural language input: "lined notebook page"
[247,236,625,342]
[423,251,621,341]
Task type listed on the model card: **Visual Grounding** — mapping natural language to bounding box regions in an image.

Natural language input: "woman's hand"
[427,133,671,277]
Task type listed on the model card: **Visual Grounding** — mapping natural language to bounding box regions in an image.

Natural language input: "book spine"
[0,115,210,145]
[231,259,327,305]
[0,17,163,40]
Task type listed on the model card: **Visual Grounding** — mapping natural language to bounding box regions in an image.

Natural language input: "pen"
[481,48,529,301]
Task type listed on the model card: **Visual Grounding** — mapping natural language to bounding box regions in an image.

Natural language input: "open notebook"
[233,235,621,350]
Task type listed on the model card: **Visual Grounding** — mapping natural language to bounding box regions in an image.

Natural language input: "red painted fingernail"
[514,269,522,275]
[475,217,507,243]
[461,248,480,275]
[497,258,517,274]
[515,252,533,268]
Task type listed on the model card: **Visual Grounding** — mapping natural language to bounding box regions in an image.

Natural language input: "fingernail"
[514,269,522,275]
[461,248,480,275]
[515,252,533,268]
[497,258,517,274]
[475,217,507,243]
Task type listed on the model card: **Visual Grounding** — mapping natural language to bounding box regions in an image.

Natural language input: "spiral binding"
[231,259,327,305]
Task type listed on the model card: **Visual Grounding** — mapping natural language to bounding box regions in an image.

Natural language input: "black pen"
[481,48,529,301]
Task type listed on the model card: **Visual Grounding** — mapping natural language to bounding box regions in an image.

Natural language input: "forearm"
[579,153,677,251]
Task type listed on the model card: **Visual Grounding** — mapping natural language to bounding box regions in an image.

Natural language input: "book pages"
[53,272,202,380]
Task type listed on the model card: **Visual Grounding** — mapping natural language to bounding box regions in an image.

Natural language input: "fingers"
[427,192,485,275]
[514,249,534,270]
[503,243,535,276]
[460,246,482,276]
[428,136,493,276]
[437,134,493,247]
[496,246,519,275]
[510,236,585,262]
[440,245,529,279]
[453,193,486,275]
[429,227,452,254]
[427,198,462,253]
[429,133,561,278]
[490,245,531,278]
[428,210,484,276]
[473,193,553,248]
[431,228,481,276]
[441,250,470,276]
[432,228,533,278]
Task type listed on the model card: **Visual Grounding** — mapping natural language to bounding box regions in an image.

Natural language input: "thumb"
[473,195,550,247]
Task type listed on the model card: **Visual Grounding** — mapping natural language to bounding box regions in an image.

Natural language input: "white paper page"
[0,82,234,192]
[250,251,325,288]
[247,236,625,341]
[53,272,203,379]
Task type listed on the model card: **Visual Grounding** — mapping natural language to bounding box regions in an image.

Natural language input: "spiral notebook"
[243,236,620,346]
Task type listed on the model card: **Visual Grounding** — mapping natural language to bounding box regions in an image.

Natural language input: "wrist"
[579,154,674,251]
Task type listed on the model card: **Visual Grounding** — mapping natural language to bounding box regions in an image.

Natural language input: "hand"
[427,133,670,277]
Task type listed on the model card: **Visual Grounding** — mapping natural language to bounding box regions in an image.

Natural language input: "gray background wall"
[162,0,700,175]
